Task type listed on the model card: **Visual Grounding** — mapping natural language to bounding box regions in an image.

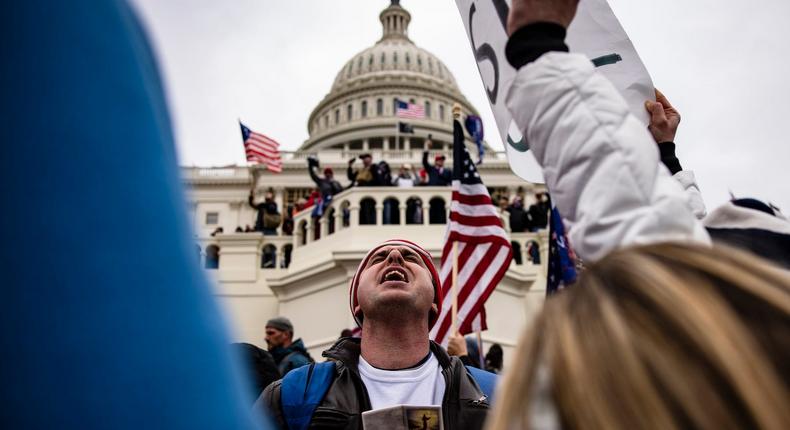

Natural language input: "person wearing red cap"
[422,135,453,186]
[308,156,344,199]
[260,239,494,429]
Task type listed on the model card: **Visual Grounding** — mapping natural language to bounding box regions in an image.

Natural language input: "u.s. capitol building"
[182,1,547,365]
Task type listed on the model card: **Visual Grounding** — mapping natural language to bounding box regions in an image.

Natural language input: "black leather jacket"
[260,338,491,429]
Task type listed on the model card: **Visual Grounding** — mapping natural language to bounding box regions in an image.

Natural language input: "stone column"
[376,205,384,226]
[334,208,343,230]
[306,222,314,244]
[399,204,407,225]
[404,137,411,151]
[274,188,284,215]
[230,201,243,229]
[350,206,360,226]
[362,139,369,151]
[320,216,329,238]
[423,204,430,226]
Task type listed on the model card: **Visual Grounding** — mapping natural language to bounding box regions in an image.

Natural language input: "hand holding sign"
[507,0,579,34]
[455,0,654,183]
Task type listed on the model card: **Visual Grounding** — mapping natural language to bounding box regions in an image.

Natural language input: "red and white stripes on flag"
[429,120,512,347]
[395,99,425,119]
[240,122,283,173]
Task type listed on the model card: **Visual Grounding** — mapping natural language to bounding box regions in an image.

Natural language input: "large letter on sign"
[454,0,655,184]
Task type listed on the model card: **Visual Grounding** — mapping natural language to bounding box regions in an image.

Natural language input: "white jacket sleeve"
[673,170,707,220]
[505,53,710,262]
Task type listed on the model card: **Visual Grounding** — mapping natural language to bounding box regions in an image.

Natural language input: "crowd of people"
[239,145,553,237]
[15,0,790,429]
[245,1,790,429]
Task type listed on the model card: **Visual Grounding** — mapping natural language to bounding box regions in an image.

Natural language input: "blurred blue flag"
[547,206,578,295]
[464,115,485,164]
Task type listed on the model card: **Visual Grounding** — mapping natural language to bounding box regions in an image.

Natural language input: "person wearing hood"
[264,317,313,377]
[259,240,495,429]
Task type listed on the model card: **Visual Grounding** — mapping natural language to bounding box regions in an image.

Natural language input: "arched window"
[346,63,352,78]
[205,245,220,269]
[406,197,423,224]
[368,55,374,67]
[383,197,400,225]
[376,98,383,116]
[360,197,377,225]
[392,98,398,116]
[417,56,423,68]
[511,241,523,265]
[428,59,433,73]
[312,217,320,241]
[283,244,293,268]
[335,108,340,124]
[527,241,541,265]
[358,56,363,70]
[261,244,277,269]
[299,220,307,246]
[409,98,416,104]
[323,115,328,128]
[361,100,368,118]
[429,197,447,224]
[341,201,351,227]
[425,101,431,118]
[381,52,386,66]
[393,52,398,64]
[347,104,353,121]
[439,104,445,121]
[327,208,336,235]
[406,53,410,65]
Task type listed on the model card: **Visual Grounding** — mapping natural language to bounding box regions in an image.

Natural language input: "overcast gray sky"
[132,0,790,212]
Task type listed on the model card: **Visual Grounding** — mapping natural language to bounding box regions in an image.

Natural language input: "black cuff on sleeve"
[658,141,683,174]
[505,22,569,70]
[459,355,473,367]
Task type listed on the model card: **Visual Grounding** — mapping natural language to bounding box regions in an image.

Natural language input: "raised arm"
[248,190,260,210]
[504,1,709,261]
[645,90,707,219]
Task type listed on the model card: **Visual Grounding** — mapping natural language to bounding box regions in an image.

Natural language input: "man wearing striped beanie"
[260,239,494,429]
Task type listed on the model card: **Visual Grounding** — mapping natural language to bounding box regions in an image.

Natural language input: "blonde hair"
[487,243,790,430]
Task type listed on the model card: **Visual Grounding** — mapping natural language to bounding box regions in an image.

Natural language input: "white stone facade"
[181,2,548,367]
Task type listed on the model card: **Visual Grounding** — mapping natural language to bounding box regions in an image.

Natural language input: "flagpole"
[476,329,484,368]
[395,120,399,155]
[451,241,459,335]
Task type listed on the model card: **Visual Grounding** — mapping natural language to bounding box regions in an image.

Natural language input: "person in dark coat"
[308,156,344,198]
[248,189,280,235]
[264,317,313,376]
[230,343,281,403]
[527,193,550,231]
[422,137,452,186]
[347,153,382,187]
[507,197,529,233]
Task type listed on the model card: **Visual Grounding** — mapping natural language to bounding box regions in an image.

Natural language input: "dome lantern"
[379,0,411,41]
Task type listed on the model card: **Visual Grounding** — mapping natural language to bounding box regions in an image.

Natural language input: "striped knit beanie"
[349,239,443,328]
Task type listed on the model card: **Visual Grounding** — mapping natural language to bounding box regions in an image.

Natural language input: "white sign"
[455,0,654,183]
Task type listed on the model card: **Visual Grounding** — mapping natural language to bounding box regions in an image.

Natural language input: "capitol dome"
[301,0,481,152]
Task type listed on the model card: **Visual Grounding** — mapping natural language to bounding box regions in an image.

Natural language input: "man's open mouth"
[380,267,408,284]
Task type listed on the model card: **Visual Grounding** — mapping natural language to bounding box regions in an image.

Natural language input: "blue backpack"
[280,361,497,430]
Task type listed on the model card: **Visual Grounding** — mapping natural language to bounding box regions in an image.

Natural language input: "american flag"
[547,206,577,295]
[395,99,425,119]
[239,122,283,173]
[430,119,513,346]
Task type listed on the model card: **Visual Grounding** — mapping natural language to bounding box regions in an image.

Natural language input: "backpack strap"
[280,361,336,430]
[465,365,498,403]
